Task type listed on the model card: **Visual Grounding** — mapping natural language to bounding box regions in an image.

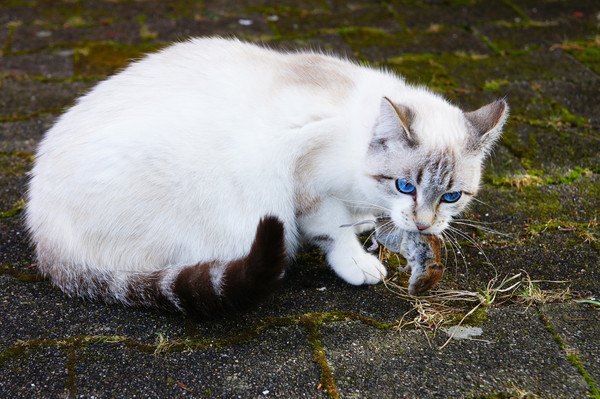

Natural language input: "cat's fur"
[26,38,508,316]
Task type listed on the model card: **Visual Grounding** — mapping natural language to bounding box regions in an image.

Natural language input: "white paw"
[328,249,387,285]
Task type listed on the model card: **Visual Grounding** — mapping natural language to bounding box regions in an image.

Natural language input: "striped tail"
[101,216,287,318]
[171,216,287,318]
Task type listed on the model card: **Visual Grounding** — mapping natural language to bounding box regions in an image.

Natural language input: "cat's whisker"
[450,221,512,237]
[447,226,492,265]
[330,195,392,213]
[470,197,491,207]
[452,218,507,226]
[363,219,396,248]
[442,230,469,279]
[438,233,449,265]
[442,231,468,274]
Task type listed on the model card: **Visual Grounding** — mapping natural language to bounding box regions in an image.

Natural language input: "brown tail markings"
[173,216,287,319]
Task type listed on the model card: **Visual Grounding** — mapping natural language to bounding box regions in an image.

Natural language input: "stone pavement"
[1,1,599,398]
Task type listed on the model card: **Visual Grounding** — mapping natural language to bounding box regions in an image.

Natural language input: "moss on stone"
[65,344,78,397]
[73,42,160,77]
[0,198,25,219]
[0,263,45,282]
[386,53,458,92]
[0,107,64,123]
[559,37,600,75]
[299,314,340,399]
[483,79,510,91]
[485,167,594,189]
[538,311,600,398]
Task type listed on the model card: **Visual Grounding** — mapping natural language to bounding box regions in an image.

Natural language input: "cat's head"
[361,95,508,235]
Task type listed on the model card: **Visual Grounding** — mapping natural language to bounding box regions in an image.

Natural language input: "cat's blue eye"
[396,179,416,194]
[441,191,462,203]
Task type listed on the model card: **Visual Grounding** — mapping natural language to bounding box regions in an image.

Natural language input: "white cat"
[26,38,508,317]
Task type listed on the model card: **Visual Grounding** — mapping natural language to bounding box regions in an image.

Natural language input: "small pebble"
[35,30,52,38]
[238,19,253,26]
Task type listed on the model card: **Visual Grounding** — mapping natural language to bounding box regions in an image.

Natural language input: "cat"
[25,38,508,317]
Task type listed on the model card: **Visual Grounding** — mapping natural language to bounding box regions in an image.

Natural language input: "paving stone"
[540,78,600,125]
[0,153,29,218]
[321,309,590,398]
[0,219,32,266]
[0,117,54,153]
[343,26,490,62]
[389,0,519,28]
[73,327,325,398]
[0,347,69,399]
[499,123,598,172]
[148,15,274,43]
[541,302,600,386]
[387,48,598,94]
[203,0,329,17]
[269,5,403,37]
[0,275,188,353]
[9,21,143,53]
[268,33,355,59]
[0,50,73,78]
[479,22,593,53]
[517,0,599,27]
[0,80,91,121]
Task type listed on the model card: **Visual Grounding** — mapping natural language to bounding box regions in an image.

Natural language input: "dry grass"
[383,270,572,349]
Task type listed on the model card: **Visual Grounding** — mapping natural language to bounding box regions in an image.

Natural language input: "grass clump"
[384,271,575,350]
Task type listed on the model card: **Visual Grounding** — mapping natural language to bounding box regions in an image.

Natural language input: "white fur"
[26,38,506,291]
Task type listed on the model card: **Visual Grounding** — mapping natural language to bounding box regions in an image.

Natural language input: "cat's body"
[26,38,507,316]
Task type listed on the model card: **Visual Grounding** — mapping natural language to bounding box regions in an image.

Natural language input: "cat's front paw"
[328,249,387,285]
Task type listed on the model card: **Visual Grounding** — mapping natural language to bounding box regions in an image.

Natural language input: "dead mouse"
[374,217,444,295]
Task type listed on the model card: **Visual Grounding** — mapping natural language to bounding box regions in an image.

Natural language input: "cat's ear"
[371,97,418,149]
[464,99,509,154]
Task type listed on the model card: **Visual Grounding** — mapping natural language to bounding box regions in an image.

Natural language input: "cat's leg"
[298,199,387,285]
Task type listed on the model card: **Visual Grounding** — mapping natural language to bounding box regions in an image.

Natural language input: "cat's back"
[40,38,361,151]
[79,37,357,111]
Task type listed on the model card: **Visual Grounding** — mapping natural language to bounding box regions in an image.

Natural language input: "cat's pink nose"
[415,222,430,231]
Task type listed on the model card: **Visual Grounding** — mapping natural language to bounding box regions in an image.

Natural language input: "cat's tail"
[168,216,287,318]
[45,216,287,318]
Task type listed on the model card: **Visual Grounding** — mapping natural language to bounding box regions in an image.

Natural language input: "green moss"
[446,306,489,327]
[559,37,600,75]
[2,20,22,55]
[386,53,457,92]
[486,167,594,188]
[65,344,78,397]
[570,45,600,74]
[463,307,488,325]
[74,42,161,77]
[64,15,89,29]
[0,199,25,219]
[538,311,600,398]
[499,125,537,169]
[135,15,158,41]
[0,263,45,283]
[471,28,503,55]
[526,219,597,250]
[300,315,340,399]
[520,192,561,217]
[483,79,509,91]
[0,107,64,123]
[543,167,592,185]
[501,0,530,22]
